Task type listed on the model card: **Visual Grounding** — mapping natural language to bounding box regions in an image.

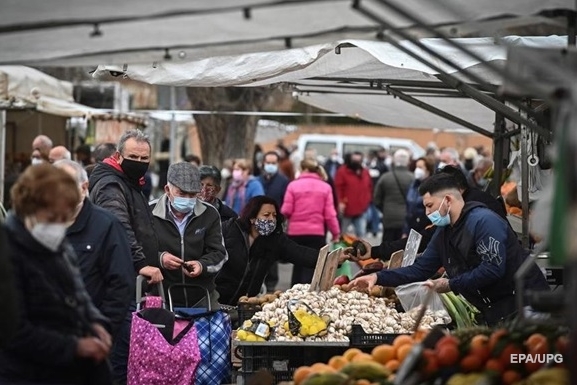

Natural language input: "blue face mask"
[264,164,278,174]
[427,197,451,227]
[172,196,197,214]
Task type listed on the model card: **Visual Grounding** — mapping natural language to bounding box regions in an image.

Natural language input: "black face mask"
[120,158,149,181]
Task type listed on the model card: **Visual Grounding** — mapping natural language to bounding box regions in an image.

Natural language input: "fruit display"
[416,324,569,385]
[293,332,429,385]
[235,284,451,342]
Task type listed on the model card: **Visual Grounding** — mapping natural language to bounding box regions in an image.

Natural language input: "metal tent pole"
[492,109,506,198]
[520,124,530,248]
[0,110,5,205]
[385,86,493,137]
[169,86,177,165]
[352,3,550,141]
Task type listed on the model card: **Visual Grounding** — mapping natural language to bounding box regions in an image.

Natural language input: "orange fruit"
[435,335,459,351]
[437,344,460,367]
[355,380,371,385]
[384,359,400,372]
[460,355,484,372]
[556,335,569,355]
[371,345,395,364]
[469,345,491,364]
[502,370,522,385]
[393,335,414,349]
[499,344,524,369]
[352,353,374,363]
[343,348,364,362]
[485,358,504,373]
[525,333,547,351]
[413,329,428,343]
[328,355,348,370]
[309,363,335,373]
[396,344,413,363]
[421,349,439,377]
[488,329,508,351]
[470,334,489,350]
[293,366,313,385]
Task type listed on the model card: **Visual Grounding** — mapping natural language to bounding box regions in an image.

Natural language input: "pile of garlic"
[241,284,451,342]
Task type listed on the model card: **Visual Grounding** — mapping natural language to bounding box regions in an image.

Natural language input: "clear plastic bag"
[394,281,446,313]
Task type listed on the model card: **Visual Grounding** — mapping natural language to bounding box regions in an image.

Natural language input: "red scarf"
[103,156,146,186]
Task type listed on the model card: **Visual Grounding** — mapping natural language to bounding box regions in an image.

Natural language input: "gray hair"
[441,147,460,162]
[393,149,410,167]
[53,159,88,184]
[118,129,150,155]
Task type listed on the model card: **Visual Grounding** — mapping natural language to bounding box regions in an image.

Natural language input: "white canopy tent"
[0,0,572,67]
[91,36,568,133]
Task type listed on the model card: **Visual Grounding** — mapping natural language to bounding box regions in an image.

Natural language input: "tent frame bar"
[385,86,494,137]
[352,1,552,141]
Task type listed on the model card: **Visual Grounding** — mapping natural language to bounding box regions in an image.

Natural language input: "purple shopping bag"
[128,277,201,385]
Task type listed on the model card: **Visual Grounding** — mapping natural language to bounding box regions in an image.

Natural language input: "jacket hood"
[89,161,130,190]
[298,172,322,181]
[151,193,208,219]
[453,201,487,228]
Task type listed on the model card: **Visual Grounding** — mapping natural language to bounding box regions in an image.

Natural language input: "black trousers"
[289,235,326,286]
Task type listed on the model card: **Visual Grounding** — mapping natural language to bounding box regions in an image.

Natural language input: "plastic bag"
[286,299,329,338]
[394,282,446,313]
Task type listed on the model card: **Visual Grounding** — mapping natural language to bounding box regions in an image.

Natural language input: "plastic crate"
[348,324,405,347]
[237,302,262,324]
[236,342,349,384]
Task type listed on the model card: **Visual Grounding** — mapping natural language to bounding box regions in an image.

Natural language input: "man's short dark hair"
[184,154,202,165]
[93,143,117,162]
[263,151,280,161]
[199,165,222,186]
[418,173,461,196]
[437,165,468,190]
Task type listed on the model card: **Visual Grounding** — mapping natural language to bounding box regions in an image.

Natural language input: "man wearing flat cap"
[150,162,228,310]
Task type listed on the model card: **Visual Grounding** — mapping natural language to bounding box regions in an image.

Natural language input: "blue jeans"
[110,302,136,385]
[341,208,369,238]
[367,203,381,235]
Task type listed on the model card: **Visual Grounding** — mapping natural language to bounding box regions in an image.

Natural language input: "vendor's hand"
[76,337,109,362]
[91,323,112,350]
[183,261,203,278]
[343,239,372,261]
[139,266,163,284]
[347,273,378,292]
[162,252,184,270]
[424,278,451,293]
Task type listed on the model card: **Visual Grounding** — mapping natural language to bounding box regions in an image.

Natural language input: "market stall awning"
[0,0,572,66]
[91,36,567,132]
[0,65,105,117]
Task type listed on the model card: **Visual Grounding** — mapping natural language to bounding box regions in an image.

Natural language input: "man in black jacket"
[55,159,134,338]
[88,129,162,384]
[151,162,228,310]
[349,173,549,326]
[198,165,238,222]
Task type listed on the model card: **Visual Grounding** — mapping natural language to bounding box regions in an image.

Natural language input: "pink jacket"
[281,172,340,238]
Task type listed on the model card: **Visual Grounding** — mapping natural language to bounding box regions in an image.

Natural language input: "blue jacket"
[66,198,134,336]
[376,202,549,320]
[403,179,431,235]
[259,172,289,206]
[225,177,265,214]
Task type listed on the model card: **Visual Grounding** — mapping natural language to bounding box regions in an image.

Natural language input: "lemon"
[237,330,248,340]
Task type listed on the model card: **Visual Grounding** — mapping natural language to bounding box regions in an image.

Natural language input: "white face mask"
[414,167,427,180]
[29,220,68,252]
[31,158,43,165]
[221,168,231,180]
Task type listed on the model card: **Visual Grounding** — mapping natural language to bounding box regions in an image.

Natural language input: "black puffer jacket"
[89,161,158,270]
[216,219,319,305]
[0,214,110,383]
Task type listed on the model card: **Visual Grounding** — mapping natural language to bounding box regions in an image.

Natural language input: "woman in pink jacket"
[281,158,341,285]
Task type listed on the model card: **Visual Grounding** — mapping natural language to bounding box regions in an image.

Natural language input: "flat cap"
[167,162,202,193]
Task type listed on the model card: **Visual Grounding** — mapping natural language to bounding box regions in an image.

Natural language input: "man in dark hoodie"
[88,129,162,384]
[349,173,550,326]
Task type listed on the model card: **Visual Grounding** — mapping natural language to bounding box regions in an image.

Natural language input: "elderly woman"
[217,195,347,306]
[0,164,112,384]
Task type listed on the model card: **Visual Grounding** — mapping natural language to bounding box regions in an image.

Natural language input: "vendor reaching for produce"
[216,195,348,305]
[347,173,549,326]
